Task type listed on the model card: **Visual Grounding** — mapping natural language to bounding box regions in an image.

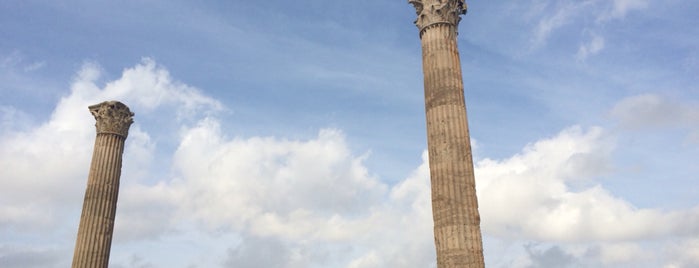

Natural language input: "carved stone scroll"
[409,0,467,34]
[89,101,134,138]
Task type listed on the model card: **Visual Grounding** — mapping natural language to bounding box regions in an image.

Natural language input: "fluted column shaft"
[72,101,133,268]
[409,1,484,267]
[422,23,483,267]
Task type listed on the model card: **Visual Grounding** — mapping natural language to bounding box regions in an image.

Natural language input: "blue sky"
[1,0,698,267]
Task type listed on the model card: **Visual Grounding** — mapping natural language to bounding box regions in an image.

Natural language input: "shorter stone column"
[72,101,134,268]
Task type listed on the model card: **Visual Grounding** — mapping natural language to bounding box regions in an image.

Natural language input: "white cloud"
[0,245,68,268]
[611,94,699,129]
[65,58,223,122]
[598,243,645,265]
[0,105,36,133]
[661,238,699,268]
[112,182,180,242]
[604,0,650,21]
[4,59,698,268]
[525,244,575,267]
[347,251,382,268]
[531,2,583,47]
[610,93,699,145]
[577,34,606,60]
[0,59,220,231]
[1,58,436,267]
[476,126,699,242]
[222,236,295,268]
[114,127,438,267]
[528,0,648,53]
[164,120,387,236]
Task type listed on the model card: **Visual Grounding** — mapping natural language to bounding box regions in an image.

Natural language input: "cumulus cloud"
[507,242,650,268]
[0,245,68,268]
[664,239,699,268]
[167,120,387,238]
[0,58,436,267]
[0,58,219,231]
[4,59,698,268]
[596,243,645,265]
[473,123,699,267]
[223,236,293,268]
[525,244,575,267]
[476,126,699,242]
[116,121,436,267]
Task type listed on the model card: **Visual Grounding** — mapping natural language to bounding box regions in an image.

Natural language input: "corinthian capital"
[89,101,134,138]
[409,0,467,33]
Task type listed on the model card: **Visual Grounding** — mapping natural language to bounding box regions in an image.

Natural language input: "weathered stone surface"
[409,0,467,35]
[89,101,134,138]
[409,1,485,267]
[72,101,133,268]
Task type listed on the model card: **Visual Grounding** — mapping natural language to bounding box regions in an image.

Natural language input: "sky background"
[1,0,698,267]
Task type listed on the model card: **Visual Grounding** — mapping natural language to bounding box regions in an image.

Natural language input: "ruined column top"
[409,0,467,35]
[89,101,134,138]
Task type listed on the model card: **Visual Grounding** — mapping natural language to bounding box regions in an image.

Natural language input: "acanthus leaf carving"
[409,0,467,34]
[89,101,134,138]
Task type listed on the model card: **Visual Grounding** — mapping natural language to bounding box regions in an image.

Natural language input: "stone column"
[408,1,484,267]
[72,101,134,268]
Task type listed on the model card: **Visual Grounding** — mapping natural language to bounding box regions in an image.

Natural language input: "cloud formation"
[577,34,606,61]
[1,59,436,267]
[477,125,699,243]
[527,0,649,58]
[2,60,698,268]
[604,0,650,21]
[0,58,219,230]
[611,94,699,129]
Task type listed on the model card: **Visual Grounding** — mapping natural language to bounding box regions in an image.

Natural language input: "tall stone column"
[408,1,484,267]
[72,101,134,268]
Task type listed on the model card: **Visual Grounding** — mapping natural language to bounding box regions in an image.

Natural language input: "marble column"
[408,1,484,267]
[72,101,134,268]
